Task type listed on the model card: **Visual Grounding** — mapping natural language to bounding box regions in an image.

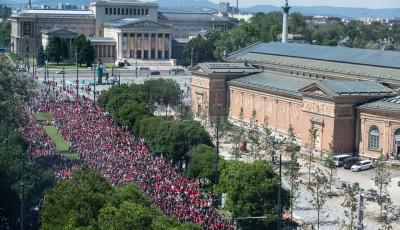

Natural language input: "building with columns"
[191,42,400,159]
[10,0,228,63]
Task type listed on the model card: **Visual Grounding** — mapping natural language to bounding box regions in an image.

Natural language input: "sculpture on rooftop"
[378,37,394,51]
[337,35,350,47]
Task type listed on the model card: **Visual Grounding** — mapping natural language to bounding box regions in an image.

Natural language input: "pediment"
[41,28,78,36]
[122,21,171,28]
[299,83,333,98]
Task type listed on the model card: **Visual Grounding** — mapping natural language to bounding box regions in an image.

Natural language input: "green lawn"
[63,152,80,162]
[43,126,70,151]
[34,113,53,122]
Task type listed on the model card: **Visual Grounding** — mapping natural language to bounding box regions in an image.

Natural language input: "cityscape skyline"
[206,0,400,9]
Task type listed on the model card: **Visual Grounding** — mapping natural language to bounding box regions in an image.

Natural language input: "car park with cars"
[351,160,373,171]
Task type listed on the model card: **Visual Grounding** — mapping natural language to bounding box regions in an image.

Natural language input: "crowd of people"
[18,87,236,229]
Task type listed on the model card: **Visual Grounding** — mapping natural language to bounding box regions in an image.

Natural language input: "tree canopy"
[71,34,95,67]
[40,168,200,230]
[46,35,68,64]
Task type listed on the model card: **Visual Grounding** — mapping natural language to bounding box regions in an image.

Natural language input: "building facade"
[191,42,400,159]
[10,0,228,63]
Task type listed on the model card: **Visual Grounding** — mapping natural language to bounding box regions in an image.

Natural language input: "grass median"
[34,113,53,123]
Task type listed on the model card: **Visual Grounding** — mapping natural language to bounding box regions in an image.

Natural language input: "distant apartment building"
[57,3,78,10]
[218,2,238,14]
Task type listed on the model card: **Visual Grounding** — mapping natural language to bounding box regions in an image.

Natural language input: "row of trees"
[40,168,201,230]
[0,54,55,228]
[36,34,95,66]
[184,11,400,65]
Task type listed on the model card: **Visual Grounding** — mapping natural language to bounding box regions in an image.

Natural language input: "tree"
[307,167,329,230]
[247,110,261,161]
[284,125,300,220]
[144,78,181,117]
[183,35,214,64]
[289,12,307,34]
[139,116,164,148]
[218,160,290,229]
[36,43,46,67]
[374,150,391,225]
[326,136,337,194]
[118,99,148,132]
[45,35,68,64]
[307,122,317,184]
[339,182,360,230]
[184,145,226,190]
[154,120,212,166]
[231,107,244,160]
[72,34,95,66]
[261,116,275,164]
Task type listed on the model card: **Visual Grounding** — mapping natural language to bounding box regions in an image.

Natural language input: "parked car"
[150,71,160,75]
[343,157,360,169]
[351,160,373,171]
[56,70,66,74]
[362,189,378,201]
[332,154,350,166]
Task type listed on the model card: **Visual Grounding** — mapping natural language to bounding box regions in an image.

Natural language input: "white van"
[332,154,351,166]
[136,67,150,71]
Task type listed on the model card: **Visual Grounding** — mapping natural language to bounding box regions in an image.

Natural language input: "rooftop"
[313,81,395,97]
[158,12,228,21]
[358,96,400,112]
[252,42,400,69]
[229,72,319,97]
[14,9,94,18]
[87,37,116,43]
[193,62,261,74]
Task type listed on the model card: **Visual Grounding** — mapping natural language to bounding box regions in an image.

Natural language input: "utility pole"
[76,47,79,98]
[191,47,194,67]
[21,152,25,230]
[93,66,96,107]
[277,141,283,230]
[62,53,65,91]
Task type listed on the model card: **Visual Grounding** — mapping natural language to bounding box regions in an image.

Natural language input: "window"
[105,8,108,14]
[138,9,141,15]
[122,8,124,15]
[145,9,149,15]
[142,9,144,15]
[218,93,222,98]
[368,126,380,150]
[134,9,136,15]
[113,8,116,14]
[118,8,120,15]
[126,8,128,15]
[130,8,132,15]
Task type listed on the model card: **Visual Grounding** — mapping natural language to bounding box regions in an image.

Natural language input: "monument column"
[118,33,122,58]
[282,0,291,43]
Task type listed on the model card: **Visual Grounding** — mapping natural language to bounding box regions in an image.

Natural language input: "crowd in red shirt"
[18,88,236,230]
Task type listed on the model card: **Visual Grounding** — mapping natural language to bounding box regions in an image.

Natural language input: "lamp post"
[180,90,184,120]
[75,47,79,99]
[210,117,220,187]
[275,139,285,230]
[62,53,65,91]
[93,66,96,107]
[190,47,194,67]
[20,152,25,230]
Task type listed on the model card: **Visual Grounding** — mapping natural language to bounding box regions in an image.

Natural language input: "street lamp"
[190,47,194,67]
[62,53,65,91]
[274,138,286,230]
[21,152,25,230]
[93,66,96,107]
[75,47,79,98]
[180,90,184,121]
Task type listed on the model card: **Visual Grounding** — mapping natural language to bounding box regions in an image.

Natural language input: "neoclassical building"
[10,0,228,63]
[191,42,400,159]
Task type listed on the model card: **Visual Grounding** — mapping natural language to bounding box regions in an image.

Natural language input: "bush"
[118,61,124,67]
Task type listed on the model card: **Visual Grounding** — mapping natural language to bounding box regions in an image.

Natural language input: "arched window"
[368,126,380,150]
[395,129,400,136]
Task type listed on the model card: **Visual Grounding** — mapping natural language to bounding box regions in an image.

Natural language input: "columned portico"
[162,33,165,59]
[155,33,159,59]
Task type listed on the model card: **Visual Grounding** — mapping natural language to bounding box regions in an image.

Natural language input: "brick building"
[190,42,400,159]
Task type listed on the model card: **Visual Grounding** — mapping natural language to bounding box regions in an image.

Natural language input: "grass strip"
[43,126,70,152]
[34,113,53,122]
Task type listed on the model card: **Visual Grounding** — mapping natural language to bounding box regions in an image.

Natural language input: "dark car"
[150,71,160,75]
[343,157,360,169]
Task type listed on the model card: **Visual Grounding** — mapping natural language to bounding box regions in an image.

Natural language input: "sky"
[207,0,400,9]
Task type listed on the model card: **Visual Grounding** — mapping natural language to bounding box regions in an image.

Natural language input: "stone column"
[168,33,172,59]
[162,33,165,59]
[134,33,137,59]
[97,45,100,58]
[118,33,122,58]
[281,1,291,43]
[155,33,159,59]
[69,39,72,57]
[141,33,144,59]
[148,33,151,59]
[127,33,130,58]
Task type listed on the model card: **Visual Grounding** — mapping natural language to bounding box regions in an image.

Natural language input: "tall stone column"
[118,33,122,58]
[282,0,291,43]
[148,33,151,59]
[127,33,130,58]
[134,34,137,59]
[141,33,144,59]
[168,33,172,59]
[155,33,159,59]
[162,33,165,59]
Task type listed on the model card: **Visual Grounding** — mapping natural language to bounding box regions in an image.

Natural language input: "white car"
[351,160,373,172]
